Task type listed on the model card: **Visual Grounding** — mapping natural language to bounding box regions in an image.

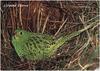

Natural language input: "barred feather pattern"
[12,16,98,60]
[12,30,54,60]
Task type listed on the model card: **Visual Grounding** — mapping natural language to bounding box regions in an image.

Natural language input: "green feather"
[12,16,99,60]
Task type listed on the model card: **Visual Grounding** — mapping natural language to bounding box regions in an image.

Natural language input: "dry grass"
[1,1,99,70]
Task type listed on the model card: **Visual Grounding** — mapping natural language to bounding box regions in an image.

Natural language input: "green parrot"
[12,16,99,61]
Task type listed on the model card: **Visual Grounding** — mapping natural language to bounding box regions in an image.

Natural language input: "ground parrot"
[12,16,99,61]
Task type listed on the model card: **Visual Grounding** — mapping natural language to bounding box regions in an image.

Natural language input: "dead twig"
[54,18,68,37]
[42,14,49,34]
[19,4,23,29]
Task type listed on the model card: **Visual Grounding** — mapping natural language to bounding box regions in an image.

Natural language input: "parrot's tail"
[48,15,99,56]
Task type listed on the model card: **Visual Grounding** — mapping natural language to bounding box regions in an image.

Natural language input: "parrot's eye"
[20,32,22,35]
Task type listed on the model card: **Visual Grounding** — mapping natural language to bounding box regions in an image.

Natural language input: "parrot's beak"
[13,31,16,36]
[13,31,17,36]
[12,31,16,40]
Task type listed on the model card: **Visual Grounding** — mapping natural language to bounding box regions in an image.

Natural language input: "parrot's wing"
[31,33,54,47]
[22,33,54,60]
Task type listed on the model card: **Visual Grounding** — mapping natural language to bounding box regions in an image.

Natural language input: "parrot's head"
[12,29,32,42]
